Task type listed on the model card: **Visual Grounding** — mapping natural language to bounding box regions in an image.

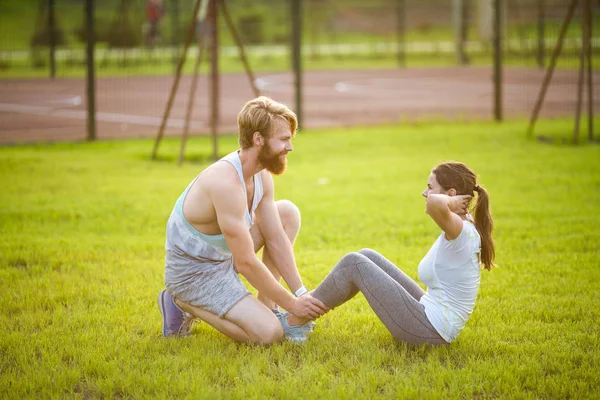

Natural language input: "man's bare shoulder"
[182,161,245,229]
[199,161,240,191]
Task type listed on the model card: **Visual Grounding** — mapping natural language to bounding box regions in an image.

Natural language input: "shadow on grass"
[536,135,600,146]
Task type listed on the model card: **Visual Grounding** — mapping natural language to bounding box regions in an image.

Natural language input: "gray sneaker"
[272,308,316,330]
[274,310,314,343]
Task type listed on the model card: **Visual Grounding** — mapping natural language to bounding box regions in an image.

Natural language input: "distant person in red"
[146,0,165,47]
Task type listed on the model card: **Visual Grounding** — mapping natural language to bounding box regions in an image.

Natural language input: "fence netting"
[0,0,598,144]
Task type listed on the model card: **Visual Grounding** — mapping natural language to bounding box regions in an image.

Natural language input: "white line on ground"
[0,102,203,129]
[1,37,597,61]
[45,96,82,106]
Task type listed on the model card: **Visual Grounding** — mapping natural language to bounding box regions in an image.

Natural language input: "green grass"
[1,119,599,398]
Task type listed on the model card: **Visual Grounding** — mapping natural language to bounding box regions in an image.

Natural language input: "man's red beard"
[258,143,287,175]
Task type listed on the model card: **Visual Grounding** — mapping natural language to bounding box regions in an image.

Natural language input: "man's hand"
[289,294,328,320]
[448,194,472,214]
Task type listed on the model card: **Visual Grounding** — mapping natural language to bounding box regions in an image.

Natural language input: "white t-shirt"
[418,219,481,342]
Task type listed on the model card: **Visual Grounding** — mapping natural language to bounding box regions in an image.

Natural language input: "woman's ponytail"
[473,185,495,271]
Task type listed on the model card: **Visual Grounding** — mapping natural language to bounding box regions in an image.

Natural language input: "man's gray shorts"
[165,257,251,318]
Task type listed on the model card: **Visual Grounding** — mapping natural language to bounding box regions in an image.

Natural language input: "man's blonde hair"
[237,96,298,149]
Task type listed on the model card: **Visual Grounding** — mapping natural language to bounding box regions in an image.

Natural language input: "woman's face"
[422,173,447,198]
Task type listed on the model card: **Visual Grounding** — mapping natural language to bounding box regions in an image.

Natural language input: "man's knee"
[276,199,301,233]
[250,320,284,346]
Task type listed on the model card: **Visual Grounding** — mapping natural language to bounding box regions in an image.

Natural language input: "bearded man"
[158,97,327,345]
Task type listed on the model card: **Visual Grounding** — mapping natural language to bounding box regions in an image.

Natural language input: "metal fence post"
[396,0,405,68]
[537,0,545,68]
[171,0,180,72]
[86,0,96,141]
[209,0,219,161]
[49,0,56,79]
[493,0,503,121]
[583,0,594,141]
[291,0,302,129]
[454,0,470,65]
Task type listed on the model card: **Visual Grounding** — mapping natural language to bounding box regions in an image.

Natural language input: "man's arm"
[208,169,325,319]
[254,171,303,293]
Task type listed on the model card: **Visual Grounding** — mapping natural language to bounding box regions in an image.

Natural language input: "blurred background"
[0,0,598,144]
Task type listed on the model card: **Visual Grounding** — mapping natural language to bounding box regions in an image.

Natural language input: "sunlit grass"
[1,118,599,398]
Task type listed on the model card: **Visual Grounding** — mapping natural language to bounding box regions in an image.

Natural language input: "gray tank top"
[164,151,264,262]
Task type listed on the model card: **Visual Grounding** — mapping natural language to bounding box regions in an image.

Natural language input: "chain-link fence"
[0,0,598,144]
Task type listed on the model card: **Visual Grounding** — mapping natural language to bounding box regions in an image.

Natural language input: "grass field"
[1,119,599,398]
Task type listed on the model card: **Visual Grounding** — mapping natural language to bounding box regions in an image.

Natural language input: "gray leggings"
[312,248,447,346]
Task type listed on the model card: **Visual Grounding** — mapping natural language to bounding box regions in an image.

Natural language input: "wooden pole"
[396,0,405,67]
[85,0,96,141]
[493,0,503,121]
[454,0,465,65]
[151,0,203,160]
[537,0,545,68]
[583,0,594,141]
[209,0,219,161]
[527,0,578,138]
[291,0,302,129]
[463,0,470,64]
[171,0,180,72]
[456,0,470,65]
[220,0,260,97]
[574,45,585,144]
[49,0,56,79]
[179,12,207,165]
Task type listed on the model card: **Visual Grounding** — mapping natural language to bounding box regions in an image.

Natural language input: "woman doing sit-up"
[289,162,495,345]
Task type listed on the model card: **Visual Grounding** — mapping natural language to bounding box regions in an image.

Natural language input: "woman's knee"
[338,252,360,266]
[358,248,377,259]
[336,252,372,273]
